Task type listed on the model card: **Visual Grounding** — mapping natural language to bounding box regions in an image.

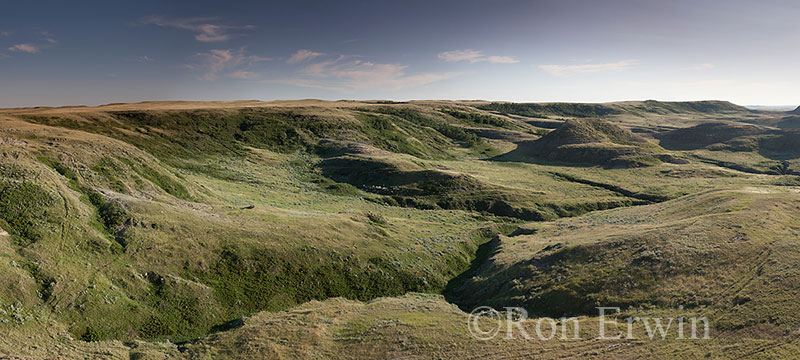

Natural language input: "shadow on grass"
[443,236,502,312]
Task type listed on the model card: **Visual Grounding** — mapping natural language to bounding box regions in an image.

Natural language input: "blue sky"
[1,0,797,107]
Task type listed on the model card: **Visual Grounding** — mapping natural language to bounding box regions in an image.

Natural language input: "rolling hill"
[1,99,799,359]
[498,118,683,167]
[478,100,750,119]
[656,122,770,150]
[655,121,800,175]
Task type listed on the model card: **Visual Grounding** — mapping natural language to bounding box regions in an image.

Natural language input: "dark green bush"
[0,181,58,244]
[84,188,126,231]
[81,327,101,342]
[37,156,78,182]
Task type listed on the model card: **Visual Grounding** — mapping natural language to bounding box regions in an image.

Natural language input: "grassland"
[0,99,798,358]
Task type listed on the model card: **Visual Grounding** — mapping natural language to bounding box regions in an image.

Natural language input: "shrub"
[84,188,126,231]
[37,156,78,182]
[81,327,101,342]
[365,211,387,225]
[0,181,58,244]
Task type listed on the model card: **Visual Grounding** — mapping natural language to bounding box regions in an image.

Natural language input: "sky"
[0,0,798,107]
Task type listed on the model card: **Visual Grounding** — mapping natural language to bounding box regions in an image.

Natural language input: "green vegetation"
[128,162,191,200]
[479,102,620,118]
[202,246,433,313]
[440,109,512,128]
[656,122,768,150]
[451,188,800,336]
[0,180,59,245]
[627,99,749,114]
[36,156,78,182]
[354,113,435,158]
[1,99,799,358]
[365,107,483,148]
[84,189,126,232]
[655,122,800,175]
[498,118,679,168]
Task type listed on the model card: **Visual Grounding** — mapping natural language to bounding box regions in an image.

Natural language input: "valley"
[0,99,799,358]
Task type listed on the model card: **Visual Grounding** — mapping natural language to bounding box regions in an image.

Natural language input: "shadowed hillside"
[776,116,800,129]
[655,121,800,175]
[656,122,770,150]
[497,118,682,168]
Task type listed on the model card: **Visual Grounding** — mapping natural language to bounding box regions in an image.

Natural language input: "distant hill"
[656,122,769,150]
[791,106,800,115]
[716,130,800,156]
[655,121,800,175]
[478,102,620,118]
[777,116,800,129]
[745,105,798,111]
[532,117,646,148]
[619,100,749,114]
[478,100,749,119]
[500,118,681,168]
[656,121,800,158]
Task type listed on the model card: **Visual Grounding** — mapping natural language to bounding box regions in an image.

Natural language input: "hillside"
[777,116,800,129]
[498,118,681,167]
[1,100,799,358]
[656,122,770,150]
[478,100,749,119]
[451,189,800,320]
[655,121,800,175]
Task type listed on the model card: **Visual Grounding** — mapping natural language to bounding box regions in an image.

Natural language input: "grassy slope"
[0,100,798,358]
[0,106,514,344]
[0,101,636,348]
[480,99,800,176]
[497,117,682,168]
[452,189,800,322]
[655,122,800,175]
[178,293,800,359]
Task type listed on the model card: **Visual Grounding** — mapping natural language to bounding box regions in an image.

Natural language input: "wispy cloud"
[228,70,260,80]
[438,49,519,64]
[438,49,484,63]
[41,31,56,44]
[487,56,519,64]
[683,63,715,71]
[538,60,639,76]
[135,55,154,62]
[268,78,346,92]
[286,49,324,64]
[142,16,252,42]
[0,31,9,37]
[5,31,57,55]
[8,44,39,53]
[282,56,458,91]
[187,48,270,80]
